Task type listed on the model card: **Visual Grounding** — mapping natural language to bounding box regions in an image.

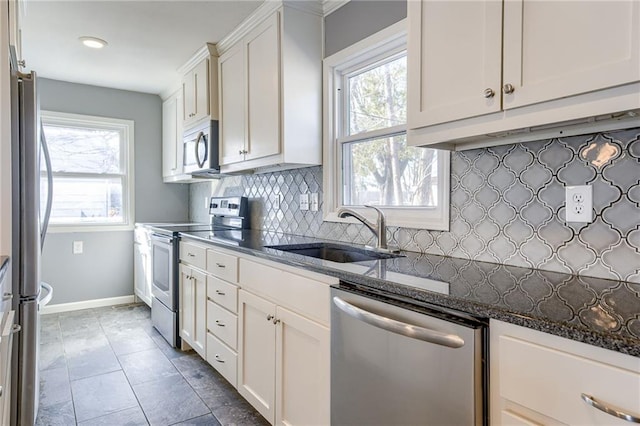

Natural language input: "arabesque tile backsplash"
[190,127,640,284]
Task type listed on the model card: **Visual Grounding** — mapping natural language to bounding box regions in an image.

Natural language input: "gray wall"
[40,78,189,305]
[324,0,407,57]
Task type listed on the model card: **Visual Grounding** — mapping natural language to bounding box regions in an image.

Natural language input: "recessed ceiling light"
[79,36,108,49]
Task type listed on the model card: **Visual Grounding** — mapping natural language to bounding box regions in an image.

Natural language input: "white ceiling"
[21,0,264,96]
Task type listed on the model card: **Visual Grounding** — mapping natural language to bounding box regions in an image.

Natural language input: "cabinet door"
[275,306,329,426]
[179,264,195,348]
[219,43,246,166]
[133,243,151,306]
[407,0,503,128]
[245,12,281,161]
[191,268,207,357]
[502,0,640,109]
[182,71,195,124]
[193,58,210,123]
[238,290,276,423]
[162,94,179,178]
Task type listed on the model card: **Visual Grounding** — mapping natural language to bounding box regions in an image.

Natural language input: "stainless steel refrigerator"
[9,53,53,426]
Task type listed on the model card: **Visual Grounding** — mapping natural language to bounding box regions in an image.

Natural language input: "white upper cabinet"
[180,43,219,129]
[162,89,192,182]
[217,2,322,173]
[219,43,246,166]
[407,0,503,126]
[407,0,640,150]
[245,13,280,162]
[502,0,640,110]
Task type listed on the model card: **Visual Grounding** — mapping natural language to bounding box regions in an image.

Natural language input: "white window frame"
[322,19,450,231]
[41,111,135,233]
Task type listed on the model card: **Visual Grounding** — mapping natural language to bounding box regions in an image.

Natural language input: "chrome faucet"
[337,205,398,253]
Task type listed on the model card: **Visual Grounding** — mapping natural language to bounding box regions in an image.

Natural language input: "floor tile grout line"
[93,306,154,426]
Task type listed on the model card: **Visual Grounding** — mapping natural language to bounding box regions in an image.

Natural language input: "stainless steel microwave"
[183,120,220,176]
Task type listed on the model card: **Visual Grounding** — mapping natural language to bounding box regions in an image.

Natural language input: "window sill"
[324,209,449,232]
[46,224,134,233]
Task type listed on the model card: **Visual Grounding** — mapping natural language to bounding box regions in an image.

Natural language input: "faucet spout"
[337,205,394,252]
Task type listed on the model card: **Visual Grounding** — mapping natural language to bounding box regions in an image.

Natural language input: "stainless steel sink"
[264,243,403,263]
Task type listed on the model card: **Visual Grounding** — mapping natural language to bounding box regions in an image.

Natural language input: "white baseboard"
[41,295,136,315]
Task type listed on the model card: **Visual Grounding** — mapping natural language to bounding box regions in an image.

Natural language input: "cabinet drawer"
[207,276,238,314]
[239,258,330,326]
[179,241,206,270]
[499,336,640,425]
[207,249,238,283]
[207,301,237,350]
[207,333,237,389]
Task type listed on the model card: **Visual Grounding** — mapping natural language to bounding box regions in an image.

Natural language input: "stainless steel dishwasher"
[331,283,488,426]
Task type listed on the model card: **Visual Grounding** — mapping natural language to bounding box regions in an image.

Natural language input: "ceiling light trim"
[79,36,108,49]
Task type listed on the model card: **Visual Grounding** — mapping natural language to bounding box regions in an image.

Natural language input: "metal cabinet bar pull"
[214,354,225,363]
[3,292,12,301]
[215,290,225,295]
[187,252,195,257]
[267,314,274,321]
[332,297,465,348]
[581,394,640,423]
[216,263,225,268]
[215,320,225,327]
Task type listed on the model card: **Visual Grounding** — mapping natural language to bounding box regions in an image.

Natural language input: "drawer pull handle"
[273,318,280,325]
[214,354,225,363]
[215,320,225,327]
[215,290,226,296]
[187,253,195,257]
[267,315,274,321]
[3,292,12,301]
[581,393,640,423]
[216,263,225,268]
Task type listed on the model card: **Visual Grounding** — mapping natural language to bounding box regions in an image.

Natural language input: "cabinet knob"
[238,150,244,155]
[503,83,515,94]
[267,314,274,321]
[483,88,495,99]
[243,150,248,154]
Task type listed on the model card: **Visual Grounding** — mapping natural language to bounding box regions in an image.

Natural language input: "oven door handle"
[333,296,465,348]
[151,234,173,245]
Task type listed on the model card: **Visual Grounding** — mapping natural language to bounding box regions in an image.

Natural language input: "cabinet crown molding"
[216,0,323,56]
[178,43,217,75]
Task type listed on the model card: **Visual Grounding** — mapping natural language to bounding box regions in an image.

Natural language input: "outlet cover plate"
[566,185,593,223]
[299,193,309,211]
[72,240,83,254]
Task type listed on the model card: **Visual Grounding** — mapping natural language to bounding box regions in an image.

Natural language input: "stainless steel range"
[150,196,249,347]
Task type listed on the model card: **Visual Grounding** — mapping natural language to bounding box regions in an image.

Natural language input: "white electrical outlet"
[72,241,83,254]
[565,185,593,223]
[299,193,310,211]
[273,193,282,209]
[310,193,319,211]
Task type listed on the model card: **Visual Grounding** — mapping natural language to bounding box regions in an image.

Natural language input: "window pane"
[41,176,124,224]
[348,55,406,135]
[342,134,438,207]
[43,124,121,173]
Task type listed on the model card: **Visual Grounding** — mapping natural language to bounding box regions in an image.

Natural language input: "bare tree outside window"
[342,54,438,207]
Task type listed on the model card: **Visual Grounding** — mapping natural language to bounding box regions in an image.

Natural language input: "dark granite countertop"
[180,229,640,357]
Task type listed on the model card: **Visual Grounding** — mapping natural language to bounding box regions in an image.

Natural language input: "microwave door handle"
[195,131,207,168]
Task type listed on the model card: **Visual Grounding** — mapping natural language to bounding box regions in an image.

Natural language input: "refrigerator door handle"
[39,282,53,307]
[40,122,53,250]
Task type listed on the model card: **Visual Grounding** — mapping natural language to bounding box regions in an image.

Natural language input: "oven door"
[150,233,175,311]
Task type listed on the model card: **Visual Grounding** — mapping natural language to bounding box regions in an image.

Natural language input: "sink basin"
[264,243,402,263]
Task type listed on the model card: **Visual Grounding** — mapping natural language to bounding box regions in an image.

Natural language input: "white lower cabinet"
[238,289,330,426]
[179,264,206,357]
[491,319,640,425]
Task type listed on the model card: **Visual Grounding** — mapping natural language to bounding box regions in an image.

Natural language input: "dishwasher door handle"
[333,296,465,348]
